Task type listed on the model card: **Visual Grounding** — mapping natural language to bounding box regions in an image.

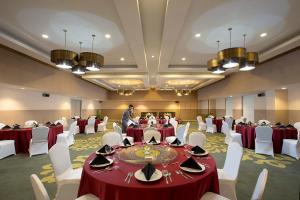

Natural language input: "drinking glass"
[105,145,111,154]
[161,156,169,169]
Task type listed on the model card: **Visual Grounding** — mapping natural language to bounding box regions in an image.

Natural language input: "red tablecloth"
[213,119,222,133]
[236,125,298,153]
[0,125,63,153]
[127,124,175,142]
[139,119,167,124]
[78,146,219,200]
[77,119,101,133]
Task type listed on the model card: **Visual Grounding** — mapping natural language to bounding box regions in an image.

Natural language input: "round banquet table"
[0,125,63,153]
[77,119,101,133]
[127,124,175,142]
[78,145,219,200]
[213,119,222,133]
[235,125,298,153]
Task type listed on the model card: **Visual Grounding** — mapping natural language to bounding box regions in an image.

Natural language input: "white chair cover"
[217,142,243,200]
[294,122,300,132]
[197,116,206,131]
[0,140,16,159]
[166,124,186,144]
[169,118,178,135]
[143,130,161,142]
[143,127,157,133]
[258,119,271,126]
[225,118,233,130]
[30,174,50,200]
[113,122,134,144]
[188,132,206,147]
[25,120,38,128]
[98,116,108,132]
[281,132,300,160]
[57,121,76,146]
[148,118,157,125]
[222,122,242,146]
[102,132,122,146]
[251,169,268,200]
[29,126,49,157]
[206,118,217,133]
[0,123,5,129]
[85,118,96,134]
[255,126,274,157]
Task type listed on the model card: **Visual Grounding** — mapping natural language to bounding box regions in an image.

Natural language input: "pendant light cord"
[92,34,95,53]
[63,29,67,49]
[243,34,246,48]
[217,40,220,51]
[228,28,232,48]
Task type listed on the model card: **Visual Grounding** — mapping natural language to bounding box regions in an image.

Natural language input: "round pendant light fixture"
[208,41,225,74]
[50,29,78,69]
[239,34,259,71]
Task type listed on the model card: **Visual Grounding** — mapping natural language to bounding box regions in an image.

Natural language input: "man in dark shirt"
[121,104,134,133]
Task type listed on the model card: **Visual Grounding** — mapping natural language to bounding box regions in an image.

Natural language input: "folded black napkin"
[141,163,156,181]
[275,122,282,126]
[1,125,11,129]
[191,146,205,154]
[90,154,110,166]
[238,122,245,125]
[50,123,56,126]
[180,157,202,170]
[56,122,62,125]
[148,136,157,144]
[97,144,113,154]
[45,122,51,125]
[286,124,294,128]
[123,138,131,146]
[279,125,286,128]
[163,124,169,128]
[12,124,21,130]
[171,138,181,145]
[133,124,139,128]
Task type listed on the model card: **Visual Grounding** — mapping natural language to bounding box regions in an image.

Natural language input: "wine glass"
[105,145,111,154]
[161,156,170,170]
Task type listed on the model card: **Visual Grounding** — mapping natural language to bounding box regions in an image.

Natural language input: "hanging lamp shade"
[239,52,259,71]
[217,47,246,69]
[80,52,104,71]
[72,64,86,75]
[50,49,78,69]
[207,58,225,74]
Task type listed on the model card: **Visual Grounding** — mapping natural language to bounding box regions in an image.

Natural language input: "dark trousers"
[122,121,127,133]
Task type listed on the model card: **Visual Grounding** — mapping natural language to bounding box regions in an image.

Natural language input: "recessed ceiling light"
[194,33,201,38]
[105,34,111,39]
[281,87,287,90]
[151,55,155,58]
[181,57,186,61]
[20,87,25,90]
[120,57,125,61]
[260,32,267,37]
[42,34,48,39]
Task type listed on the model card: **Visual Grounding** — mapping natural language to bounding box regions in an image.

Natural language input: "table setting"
[78,138,219,200]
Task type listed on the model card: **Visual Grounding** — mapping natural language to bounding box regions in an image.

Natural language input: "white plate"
[180,162,205,173]
[95,149,115,155]
[188,150,208,156]
[120,143,134,148]
[89,158,113,168]
[146,141,160,145]
[134,169,162,182]
[169,143,184,147]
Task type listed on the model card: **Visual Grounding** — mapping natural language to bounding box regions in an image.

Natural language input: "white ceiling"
[0,0,299,91]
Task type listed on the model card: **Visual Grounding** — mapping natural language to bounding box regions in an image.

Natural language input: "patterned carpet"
[0,121,299,200]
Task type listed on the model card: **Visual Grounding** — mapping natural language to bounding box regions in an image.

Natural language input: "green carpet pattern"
[0,121,299,200]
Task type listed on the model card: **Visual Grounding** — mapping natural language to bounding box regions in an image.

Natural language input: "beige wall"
[101,90,198,121]
[216,98,225,118]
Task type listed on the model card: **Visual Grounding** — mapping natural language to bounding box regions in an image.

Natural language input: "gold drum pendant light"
[50,29,78,69]
[240,34,259,71]
[218,28,246,69]
[72,42,86,75]
[208,41,225,74]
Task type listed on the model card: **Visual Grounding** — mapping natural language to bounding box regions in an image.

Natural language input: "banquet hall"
[0,0,300,200]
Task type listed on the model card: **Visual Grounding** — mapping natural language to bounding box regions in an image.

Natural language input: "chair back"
[87,118,95,126]
[32,127,49,143]
[223,142,243,180]
[183,122,190,143]
[103,116,108,124]
[30,174,50,200]
[222,121,230,136]
[49,143,72,177]
[164,115,170,121]
[54,120,64,125]
[102,132,122,146]
[143,127,156,133]
[169,119,178,134]
[225,118,233,130]
[205,118,213,126]
[68,121,77,135]
[143,130,161,142]
[113,122,123,138]
[74,116,80,119]
[148,119,157,125]
[258,119,271,126]
[294,122,300,132]
[251,169,268,200]
[196,116,203,123]
[255,126,273,141]
[188,132,206,147]
[25,120,38,127]
[176,125,186,143]
[0,123,5,129]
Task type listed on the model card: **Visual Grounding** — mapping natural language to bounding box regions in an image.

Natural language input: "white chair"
[169,118,178,135]
[188,132,206,147]
[258,119,271,126]
[74,116,80,120]
[294,122,300,132]
[57,121,76,146]
[30,174,98,200]
[84,118,96,134]
[148,118,157,125]
[0,123,6,129]
[205,118,217,133]
[55,120,64,125]
[225,118,233,130]
[164,115,170,124]
[143,127,157,133]
[201,168,268,200]
[165,123,188,144]
[49,143,82,199]
[98,116,108,132]
[281,132,300,160]
[102,132,122,146]
[217,142,243,200]
[113,122,134,144]
[197,116,206,131]
[255,126,274,157]
[143,130,161,142]
[25,120,38,128]
[29,126,49,157]
[0,140,16,159]
[222,122,242,146]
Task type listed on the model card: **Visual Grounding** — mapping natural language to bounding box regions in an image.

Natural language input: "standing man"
[122,104,134,133]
